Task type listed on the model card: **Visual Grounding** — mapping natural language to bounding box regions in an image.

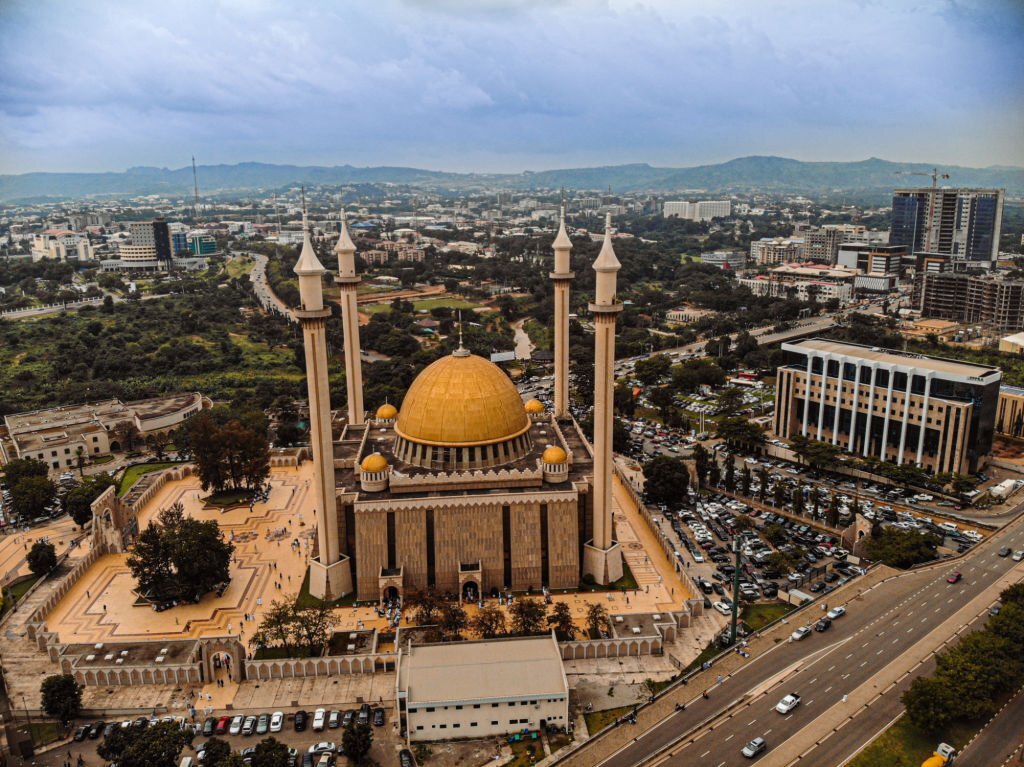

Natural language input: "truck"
[921,743,956,767]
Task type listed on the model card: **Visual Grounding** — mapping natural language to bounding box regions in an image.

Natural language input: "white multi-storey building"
[663,200,731,221]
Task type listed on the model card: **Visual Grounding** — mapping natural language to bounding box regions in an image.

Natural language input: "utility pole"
[729,536,742,646]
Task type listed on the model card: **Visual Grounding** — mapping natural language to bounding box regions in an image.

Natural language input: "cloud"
[0,0,1021,173]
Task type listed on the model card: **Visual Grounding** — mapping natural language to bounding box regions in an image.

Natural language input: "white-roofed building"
[396,634,569,742]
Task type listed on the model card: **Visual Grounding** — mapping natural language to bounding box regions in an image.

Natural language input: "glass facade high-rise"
[889,188,1004,268]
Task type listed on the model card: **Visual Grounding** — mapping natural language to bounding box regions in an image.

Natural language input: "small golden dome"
[524,399,546,414]
[542,446,567,464]
[360,453,389,473]
[376,403,398,420]
[395,352,530,447]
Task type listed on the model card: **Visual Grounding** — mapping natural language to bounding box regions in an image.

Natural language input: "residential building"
[801,224,868,264]
[663,200,731,221]
[772,339,1000,475]
[902,319,961,342]
[700,250,746,271]
[396,634,569,743]
[998,332,1024,354]
[913,272,1024,331]
[996,386,1024,439]
[0,393,209,470]
[890,188,1004,268]
[750,237,803,266]
[31,229,93,261]
[737,263,856,303]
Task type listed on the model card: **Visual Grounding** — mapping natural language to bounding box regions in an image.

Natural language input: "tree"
[8,475,57,522]
[709,462,722,488]
[251,738,290,767]
[180,407,270,494]
[634,354,672,386]
[791,486,804,515]
[765,551,798,575]
[863,528,941,569]
[692,444,710,489]
[126,503,234,603]
[644,455,689,507]
[763,523,788,547]
[342,722,374,765]
[199,739,233,767]
[250,601,298,657]
[27,540,57,577]
[903,675,962,733]
[548,601,577,639]
[1,457,48,487]
[112,420,141,452]
[440,602,468,641]
[471,604,507,639]
[716,387,745,416]
[772,482,786,508]
[41,674,82,725]
[509,597,547,635]
[756,467,769,503]
[827,493,841,528]
[723,460,736,493]
[407,588,443,625]
[291,602,337,655]
[585,602,610,638]
[740,465,752,497]
[64,473,117,527]
[98,721,193,767]
[788,435,842,469]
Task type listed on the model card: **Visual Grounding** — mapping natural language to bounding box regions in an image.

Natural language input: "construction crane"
[896,167,950,188]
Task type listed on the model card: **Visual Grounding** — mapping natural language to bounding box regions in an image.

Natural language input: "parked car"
[293,710,308,732]
[202,717,217,737]
[399,750,416,767]
[241,716,257,736]
[826,606,846,620]
[313,708,327,732]
[742,737,767,758]
[256,713,270,735]
[328,710,340,729]
[308,743,337,755]
[790,626,811,641]
[229,716,245,736]
[215,716,231,735]
[814,618,832,632]
[372,708,385,727]
[269,712,284,733]
[88,721,106,739]
[73,725,90,742]
[341,710,354,727]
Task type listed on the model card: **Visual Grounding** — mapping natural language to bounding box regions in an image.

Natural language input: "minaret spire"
[582,212,624,585]
[334,205,365,425]
[294,192,353,600]
[551,205,574,418]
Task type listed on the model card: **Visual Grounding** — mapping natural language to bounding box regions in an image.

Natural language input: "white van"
[938,522,958,534]
[312,707,327,732]
[179,758,194,767]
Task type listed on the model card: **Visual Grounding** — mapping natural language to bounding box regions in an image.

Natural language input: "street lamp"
[729,537,741,647]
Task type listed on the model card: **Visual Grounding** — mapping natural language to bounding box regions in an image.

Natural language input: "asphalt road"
[560,508,1024,767]
[956,684,1024,767]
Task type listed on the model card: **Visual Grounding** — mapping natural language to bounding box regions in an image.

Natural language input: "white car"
[269,711,284,733]
[229,715,244,735]
[775,693,801,714]
[1013,550,1024,562]
[308,743,337,755]
[312,708,327,732]
[713,601,732,615]
[790,626,811,641]
[826,606,847,620]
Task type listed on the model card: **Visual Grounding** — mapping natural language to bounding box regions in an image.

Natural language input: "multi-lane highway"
[557,506,1024,767]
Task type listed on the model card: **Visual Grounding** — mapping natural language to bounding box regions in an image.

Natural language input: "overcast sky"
[1,0,1022,174]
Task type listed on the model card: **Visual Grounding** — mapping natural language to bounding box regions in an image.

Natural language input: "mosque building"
[294,208,623,601]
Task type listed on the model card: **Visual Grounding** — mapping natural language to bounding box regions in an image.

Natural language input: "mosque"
[295,208,624,601]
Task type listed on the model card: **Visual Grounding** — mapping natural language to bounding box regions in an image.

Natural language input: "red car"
[947,572,962,584]
[214,715,232,735]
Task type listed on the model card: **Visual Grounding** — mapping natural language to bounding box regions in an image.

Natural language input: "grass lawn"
[1,574,42,617]
[225,255,255,279]
[507,737,543,767]
[204,488,253,507]
[741,601,796,632]
[90,454,115,465]
[548,733,573,754]
[294,569,357,609]
[580,561,639,593]
[584,705,635,736]
[18,720,62,746]
[364,296,480,315]
[118,461,183,496]
[849,715,976,767]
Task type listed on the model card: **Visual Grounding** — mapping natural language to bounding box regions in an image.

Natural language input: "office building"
[914,272,1024,331]
[800,224,873,264]
[31,229,93,262]
[737,263,856,303]
[700,250,747,271]
[128,220,174,264]
[772,339,1000,475]
[663,200,731,221]
[836,244,905,275]
[890,188,1004,268]
[750,237,804,266]
[996,386,1024,439]
[396,634,569,743]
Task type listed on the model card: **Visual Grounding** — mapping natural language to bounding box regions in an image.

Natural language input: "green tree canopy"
[341,722,374,765]
[643,455,690,507]
[177,406,270,494]
[27,540,57,577]
[863,528,941,569]
[40,674,83,724]
[509,597,547,636]
[98,721,193,767]
[64,473,117,527]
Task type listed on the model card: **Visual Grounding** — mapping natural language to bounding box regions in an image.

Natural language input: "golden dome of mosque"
[360,453,389,473]
[542,446,568,464]
[375,403,398,420]
[395,351,531,447]
[524,399,546,414]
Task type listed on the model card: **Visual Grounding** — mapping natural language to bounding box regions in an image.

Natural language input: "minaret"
[583,213,624,585]
[294,208,352,600]
[334,209,365,425]
[551,207,573,419]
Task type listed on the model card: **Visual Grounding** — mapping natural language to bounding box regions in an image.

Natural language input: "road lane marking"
[725,734,734,742]
[700,750,710,758]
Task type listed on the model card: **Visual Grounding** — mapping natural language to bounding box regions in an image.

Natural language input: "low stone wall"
[244,653,390,680]
[68,661,202,687]
[125,464,194,511]
[270,448,308,467]
[25,544,105,643]
[560,634,661,660]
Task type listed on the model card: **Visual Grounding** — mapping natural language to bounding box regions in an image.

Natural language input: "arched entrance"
[383,586,401,606]
[461,580,479,603]
[199,638,246,685]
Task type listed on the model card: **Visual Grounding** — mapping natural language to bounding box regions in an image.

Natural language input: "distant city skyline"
[1,0,1022,175]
